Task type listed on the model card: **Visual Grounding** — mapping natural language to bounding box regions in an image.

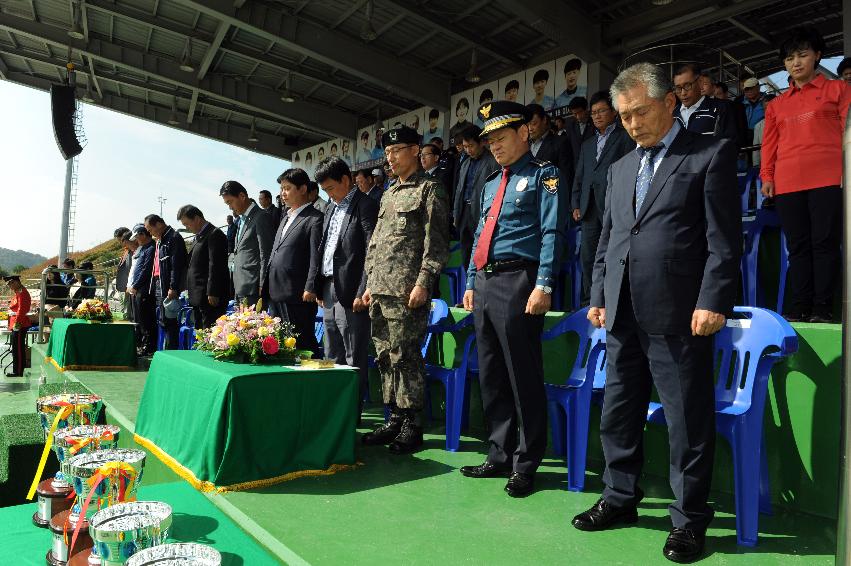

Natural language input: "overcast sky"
[0,81,290,258]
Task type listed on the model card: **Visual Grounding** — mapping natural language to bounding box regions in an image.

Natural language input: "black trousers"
[6,329,26,376]
[774,186,842,316]
[473,264,547,474]
[580,203,603,306]
[134,293,158,355]
[193,302,227,330]
[268,300,319,356]
[154,278,179,350]
[600,275,716,531]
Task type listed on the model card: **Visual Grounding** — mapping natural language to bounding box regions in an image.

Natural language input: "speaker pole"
[58,61,76,264]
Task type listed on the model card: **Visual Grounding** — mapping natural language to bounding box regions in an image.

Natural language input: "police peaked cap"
[478,101,532,136]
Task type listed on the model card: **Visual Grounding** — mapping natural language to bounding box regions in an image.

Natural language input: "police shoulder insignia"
[530,158,551,168]
[542,177,559,194]
[485,169,501,182]
[480,104,492,119]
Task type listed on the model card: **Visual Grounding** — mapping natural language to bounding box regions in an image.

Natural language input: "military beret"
[477,101,532,137]
[381,126,420,148]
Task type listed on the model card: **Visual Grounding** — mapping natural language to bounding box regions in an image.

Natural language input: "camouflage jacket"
[365,170,450,298]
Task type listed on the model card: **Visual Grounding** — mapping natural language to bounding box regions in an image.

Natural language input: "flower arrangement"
[70,298,113,322]
[194,305,299,364]
[0,311,8,321]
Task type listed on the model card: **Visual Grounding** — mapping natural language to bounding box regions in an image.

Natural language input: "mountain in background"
[0,247,47,273]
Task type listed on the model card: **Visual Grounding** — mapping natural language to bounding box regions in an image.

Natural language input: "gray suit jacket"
[452,149,499,231]
[591,128,742,335]
[233,203,276,298]
[571,125,634,218]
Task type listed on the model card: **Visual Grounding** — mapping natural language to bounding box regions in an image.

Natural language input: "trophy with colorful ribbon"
[48,448,146,566]
[126,543,222,566]
[84,501,173,566]
[30,394,104,530]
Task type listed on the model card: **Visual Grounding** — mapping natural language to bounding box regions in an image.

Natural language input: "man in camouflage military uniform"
[362,126,450,454]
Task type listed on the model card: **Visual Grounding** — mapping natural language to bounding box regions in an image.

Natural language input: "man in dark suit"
[220,182,276,309]
[453,125,499,270]
[526,104,575,188]
[564,97,596,169]
[672,63,737,141]
[354,168,384,202]
[266,168,324,355]
[314,157,379,412]
[144,213,188,350]
[127,224,156,355]
[570,90,635,304]
[225,215,237,254]
[178,205,229,329]
[258,189,282,228]
[571,63,741,564]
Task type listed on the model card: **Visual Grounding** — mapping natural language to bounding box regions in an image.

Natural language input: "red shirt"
[760,74,851,195]
[152,242,161,277]
[9,288,32,329]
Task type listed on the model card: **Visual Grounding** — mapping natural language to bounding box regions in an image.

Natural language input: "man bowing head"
[572,63,741,564]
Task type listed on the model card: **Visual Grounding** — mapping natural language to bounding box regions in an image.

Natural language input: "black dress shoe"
[663,528,705,563]
[362,414,403,446]
[572,498,638,531]
[504,472,534,498]
[460,461,512,478]
[387,419,423,454]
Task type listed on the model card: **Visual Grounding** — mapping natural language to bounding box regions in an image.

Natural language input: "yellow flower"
[264,317,274,325]
[284,337,296,349]
[257,326,269,337]
[226,333,240,347]
[211,327,221,337]
[238,320,247,329]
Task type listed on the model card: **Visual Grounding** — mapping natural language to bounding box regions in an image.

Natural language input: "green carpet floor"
[4,481,279,565]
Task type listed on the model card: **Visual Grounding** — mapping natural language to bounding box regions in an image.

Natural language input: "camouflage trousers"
[369,295,429,410]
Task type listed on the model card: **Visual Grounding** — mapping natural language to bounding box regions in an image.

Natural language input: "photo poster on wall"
[449,88,474,145]
[422,107,445,146]
[355,126,375,166]
[291,149,303,171]
[498,72,526,104]
[473,81,499,128]
[551,54,589,115]
[406,107,426,138]
[525,61,557,111]
[338,137,354,167]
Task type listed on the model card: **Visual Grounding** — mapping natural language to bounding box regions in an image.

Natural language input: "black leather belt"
[482,259,538,273]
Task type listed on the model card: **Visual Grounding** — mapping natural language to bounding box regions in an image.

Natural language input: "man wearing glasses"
[361,126,450,455]
[672,64,737,141]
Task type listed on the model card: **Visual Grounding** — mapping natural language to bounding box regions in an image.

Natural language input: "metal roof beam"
[0,11,357,138]
[726,17,773,46]
[171,0,450,109]
[80,0,410,111]
[84,53,102,97]
[0,54,7,78]
[187,88,199,123]
[197,21,229,80]
[331,0,367,30]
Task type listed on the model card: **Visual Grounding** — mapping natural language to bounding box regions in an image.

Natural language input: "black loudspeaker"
[51,84,83,160]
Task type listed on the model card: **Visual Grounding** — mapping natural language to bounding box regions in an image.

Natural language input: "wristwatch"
[535,285,553,294]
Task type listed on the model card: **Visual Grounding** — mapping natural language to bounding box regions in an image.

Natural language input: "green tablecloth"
[45,319,137,370]
[134,350,359,492]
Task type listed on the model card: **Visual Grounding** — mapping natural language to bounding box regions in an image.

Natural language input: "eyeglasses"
[673,79,697,94]
[590,108,612,117]
[384,144,416,158]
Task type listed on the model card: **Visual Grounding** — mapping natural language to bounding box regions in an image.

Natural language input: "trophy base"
[66,548,93,566]
[48,510,92,566]
[34,479,74,528]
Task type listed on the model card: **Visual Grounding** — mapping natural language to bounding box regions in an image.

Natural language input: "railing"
[36,266,111,343]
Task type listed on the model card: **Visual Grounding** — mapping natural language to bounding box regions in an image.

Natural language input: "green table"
[135,350,359,492]
[45,319,137,371]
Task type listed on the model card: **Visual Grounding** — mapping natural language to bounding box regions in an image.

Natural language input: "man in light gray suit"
[571,63,741,564]
[220,181,275,308]
[570,90,634,304]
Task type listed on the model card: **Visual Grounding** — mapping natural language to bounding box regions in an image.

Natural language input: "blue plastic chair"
[645,307,798,547]
[177,307,195,350]
[741,209,788,311]
[554,226,582,311]
[738,167,761,214]
[441,242,466,307]
[155,307,166,351]
[314,306,325,358]
[423,313,476,451]
[542,307,607,492]
[225,300,236,315]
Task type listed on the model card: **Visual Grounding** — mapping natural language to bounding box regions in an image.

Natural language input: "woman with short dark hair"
[4,275,32,376]
[760,26,851,322]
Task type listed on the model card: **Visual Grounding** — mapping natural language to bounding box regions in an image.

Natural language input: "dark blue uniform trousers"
[474,264,547,475]
[600,274,716,531]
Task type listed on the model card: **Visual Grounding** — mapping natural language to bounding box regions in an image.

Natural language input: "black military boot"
[362,407,404,446]
[388,411,424,454]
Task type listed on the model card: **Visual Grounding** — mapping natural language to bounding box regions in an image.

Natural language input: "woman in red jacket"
[4,275,32,376]
[760,27,851,323]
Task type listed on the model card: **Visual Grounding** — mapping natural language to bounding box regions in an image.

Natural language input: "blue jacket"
[130,242,154,296]
[673,96,737,141]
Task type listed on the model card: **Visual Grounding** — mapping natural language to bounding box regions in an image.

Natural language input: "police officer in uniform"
[460,101,568,497]
[361,126,450,454]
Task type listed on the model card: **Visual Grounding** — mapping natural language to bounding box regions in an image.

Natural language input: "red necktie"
[473,167,510,270]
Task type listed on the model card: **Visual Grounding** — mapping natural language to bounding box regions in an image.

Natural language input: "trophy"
[49,449,146,566]
[125,543,222,566]
[84,501,173,566]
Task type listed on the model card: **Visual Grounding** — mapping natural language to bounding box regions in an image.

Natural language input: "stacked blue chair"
[441,243,466,306]
[155,307,166,351]
[741,209,788,311]
[543,307,607,492]
[423,313,476,451]
[314,305,325,358]
[177,307,195,350]
[645,307,798,547]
